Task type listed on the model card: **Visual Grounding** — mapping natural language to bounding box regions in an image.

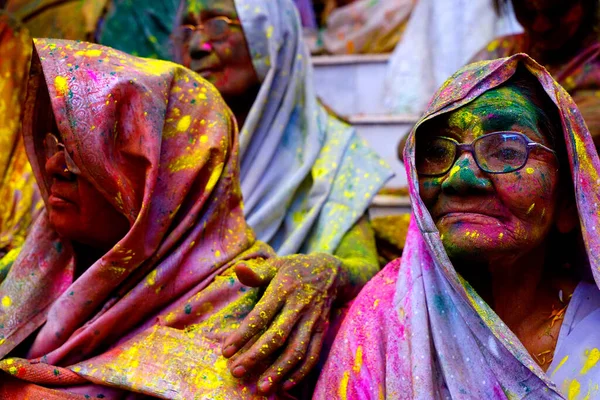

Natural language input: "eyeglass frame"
[44,133,81,175]
[416,131,558,177]
[177,16,242,43]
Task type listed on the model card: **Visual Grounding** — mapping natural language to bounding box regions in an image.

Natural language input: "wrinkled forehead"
[420,85,546,141]
[186,0,238,18]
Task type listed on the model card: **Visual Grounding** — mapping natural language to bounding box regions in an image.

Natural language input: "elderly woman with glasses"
[168,0,392,395]
[315,54,600,399]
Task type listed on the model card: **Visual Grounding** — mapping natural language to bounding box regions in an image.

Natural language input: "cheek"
[493,166,558,229]
[418,177,443,208]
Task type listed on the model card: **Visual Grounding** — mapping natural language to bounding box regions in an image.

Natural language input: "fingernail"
[259,380,272,393]
[223,344,236,357]
[232,365,246,377]
[283,380,294,391]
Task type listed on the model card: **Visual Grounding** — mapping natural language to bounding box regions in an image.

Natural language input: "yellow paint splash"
[339,371,350,399]
[206,163,224,191]
[352,346,363,373]
[146,270,157,286]
[527,203,536,215]
[526,167,535,174]
[1,296,11,308]
[568,379,581,400]
[177,115,191,132]
[552,355,569,377]
[54,76,69,97]
[581,348,600,375]
[75,49,102,57]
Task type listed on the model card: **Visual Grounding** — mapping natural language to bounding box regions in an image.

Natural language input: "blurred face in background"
[511,0,596,51]
[177,0,260,103]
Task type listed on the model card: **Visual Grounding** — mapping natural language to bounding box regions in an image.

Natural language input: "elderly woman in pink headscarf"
[316,54,600,399]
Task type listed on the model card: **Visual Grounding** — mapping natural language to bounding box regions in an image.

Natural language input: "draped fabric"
[235,0,392,255]
[383,0,522,115]
[472,34,600,151]
[316,54,600,399]
[323,0,415,55]
[5,0,108,41]
[0,12,42,266]
[0,39,275,399]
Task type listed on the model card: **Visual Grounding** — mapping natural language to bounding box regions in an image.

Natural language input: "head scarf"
[0,12,42,267]
[323,0,415,55]
[316,54,600,399]
[0,39,273,399]
[234,0,392,255]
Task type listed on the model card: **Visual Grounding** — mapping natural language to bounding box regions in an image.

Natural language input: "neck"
[73,242,105,279]
[458,244,549,329]
[225,84,260,128]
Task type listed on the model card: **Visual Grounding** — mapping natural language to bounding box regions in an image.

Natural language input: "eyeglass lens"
[417,132,529,176]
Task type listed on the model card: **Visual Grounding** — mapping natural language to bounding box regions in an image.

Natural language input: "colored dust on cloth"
[315,54,600,399]
[322,0,415,55]
[0,12,42,268]
[93,0,392,255]
[472,34,600,151]
[0,39,277,399]
[234,0,392,255]
[5,0,109,41]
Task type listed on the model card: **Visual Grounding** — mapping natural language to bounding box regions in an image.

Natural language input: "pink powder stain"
[87,69,99,83]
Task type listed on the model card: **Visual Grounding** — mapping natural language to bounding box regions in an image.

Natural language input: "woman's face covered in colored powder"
[178,0,260,102]
[512,0,594,51]
[44,134,130,251]
[417,85,572,264]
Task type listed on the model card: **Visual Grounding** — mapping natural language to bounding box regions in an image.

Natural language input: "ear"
[555,194,579,234]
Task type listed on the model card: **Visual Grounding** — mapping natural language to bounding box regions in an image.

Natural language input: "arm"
[332,215,380,303]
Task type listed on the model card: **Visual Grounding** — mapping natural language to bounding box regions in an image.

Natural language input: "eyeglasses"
[416,131,557,176]
[176,16,241,43]
[44,133,81,175]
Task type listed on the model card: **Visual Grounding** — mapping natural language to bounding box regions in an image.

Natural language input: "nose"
[441,153,492,195]
[45,152,75,182]
[188,30,213,60]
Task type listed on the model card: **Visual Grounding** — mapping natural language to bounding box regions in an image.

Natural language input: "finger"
[228,302,305,378]
[226,331,262,378]
[255,302,324,394]
[281,313,329,391]
[235,258,279,287]
[222,282,286,358]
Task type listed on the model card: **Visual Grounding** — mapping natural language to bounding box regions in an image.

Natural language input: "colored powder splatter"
[581,348,600,375]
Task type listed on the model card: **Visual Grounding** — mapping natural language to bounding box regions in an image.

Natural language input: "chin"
[48,212,79,240]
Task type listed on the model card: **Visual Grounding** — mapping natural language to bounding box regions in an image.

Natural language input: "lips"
[48,182,77,208]
[432,201,508,221]
[190,61,221,77]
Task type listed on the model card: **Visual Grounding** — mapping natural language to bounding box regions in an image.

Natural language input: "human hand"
[222,253,341,394]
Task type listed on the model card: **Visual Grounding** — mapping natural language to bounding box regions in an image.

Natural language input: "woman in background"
[177,0,392,393]
[473,0,600,150]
